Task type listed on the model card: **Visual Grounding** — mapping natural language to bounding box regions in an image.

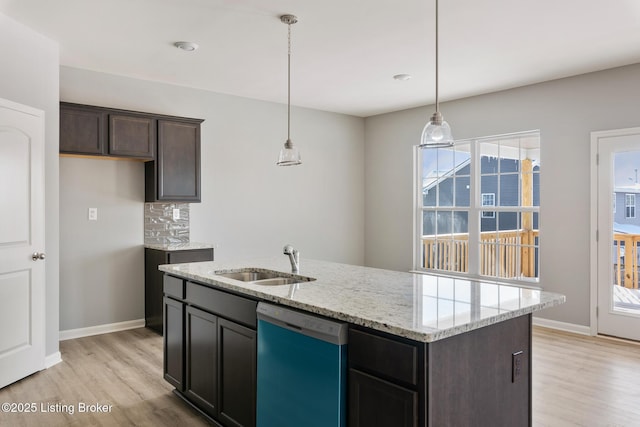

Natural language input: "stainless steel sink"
[214,268,316,286]
[215,271,281,282]
[251,277,301,286]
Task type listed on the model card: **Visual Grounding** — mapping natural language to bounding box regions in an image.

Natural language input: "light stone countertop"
[144,242,214,251]
[159,257,565,343]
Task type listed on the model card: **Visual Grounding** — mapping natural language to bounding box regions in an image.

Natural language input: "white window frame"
[481,193,496,218]
[626,193,635,218]
[414,130,540,285]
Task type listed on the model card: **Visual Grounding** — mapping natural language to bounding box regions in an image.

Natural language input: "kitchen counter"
[159,257,564,343]
[144,242,214,251]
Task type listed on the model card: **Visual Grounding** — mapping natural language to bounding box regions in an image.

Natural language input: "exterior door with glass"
[594,128,640,341]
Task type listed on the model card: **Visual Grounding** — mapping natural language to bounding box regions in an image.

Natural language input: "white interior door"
[0,98,45,388]
[594,128,640,341]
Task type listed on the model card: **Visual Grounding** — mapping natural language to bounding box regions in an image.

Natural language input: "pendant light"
[277,14,302,166]
[419,0,453,148]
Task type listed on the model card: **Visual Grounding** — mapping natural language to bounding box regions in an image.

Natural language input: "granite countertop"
[159,257,565,343]
[144,242,214,251]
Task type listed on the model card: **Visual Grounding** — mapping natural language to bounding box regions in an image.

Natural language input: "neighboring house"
[612,185,640,287]
[614,185,640,232]
[422,157,540,235]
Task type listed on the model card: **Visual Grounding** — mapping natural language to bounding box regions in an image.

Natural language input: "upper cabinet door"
[60,103,106,155]
[148,119,201,202]
[108,113,155,159]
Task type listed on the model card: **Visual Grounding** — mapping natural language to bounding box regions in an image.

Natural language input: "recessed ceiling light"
[393,74,412,81]
[174,41,199,52]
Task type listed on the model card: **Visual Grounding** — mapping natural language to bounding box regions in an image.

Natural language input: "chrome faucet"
[283,244,300,273]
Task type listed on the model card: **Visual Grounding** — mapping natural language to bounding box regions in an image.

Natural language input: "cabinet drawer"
[186,282,257,328]
[164,275,185,300]
[349,328,419,386]
[168,249,213,264]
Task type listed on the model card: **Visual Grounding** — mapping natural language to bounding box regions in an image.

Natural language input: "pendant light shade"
[277,14,302,166]
[419,0,454,148]
[277,139,301,166]
[421,111,453,147]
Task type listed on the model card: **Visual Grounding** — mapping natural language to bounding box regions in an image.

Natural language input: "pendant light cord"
[287,22,292,141]
[434,0,439,115]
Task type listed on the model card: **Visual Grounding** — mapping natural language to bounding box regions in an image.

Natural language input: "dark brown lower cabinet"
[146,247,213,335]
[349,314,532,427]
[349,369,417,427]
[163,296,184,391]
[185,306,218,416]
[218,319,256,427]
[163,275,257,427]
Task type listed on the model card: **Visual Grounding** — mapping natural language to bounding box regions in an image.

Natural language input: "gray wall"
[0,14,60,358]
[364,63,640,327]
[59,67,365,331]
[59,158,144,330]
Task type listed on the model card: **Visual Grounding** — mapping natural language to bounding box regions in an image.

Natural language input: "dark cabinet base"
[349,314,532,427]
[349,369,417,427]
[164,274,257,427]
[145,248,213,335]
[185,306,218,416]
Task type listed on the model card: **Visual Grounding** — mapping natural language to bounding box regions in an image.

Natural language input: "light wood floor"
[0,328,212,427]
[532,327,640,427]
[1,326,639,426]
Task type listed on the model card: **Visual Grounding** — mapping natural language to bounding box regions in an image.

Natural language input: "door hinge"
[596,153,599,165]
[596,230,599,242]
[596,306,599,317]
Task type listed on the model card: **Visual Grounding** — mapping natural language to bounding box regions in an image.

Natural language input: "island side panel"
[427,314,531,427]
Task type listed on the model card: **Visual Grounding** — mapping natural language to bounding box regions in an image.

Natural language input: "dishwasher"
[256,302,348,427]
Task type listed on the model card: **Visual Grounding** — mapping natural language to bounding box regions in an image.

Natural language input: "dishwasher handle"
[257,302,348,346]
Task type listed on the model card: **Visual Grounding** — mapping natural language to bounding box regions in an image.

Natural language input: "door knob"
[32,252,46,261]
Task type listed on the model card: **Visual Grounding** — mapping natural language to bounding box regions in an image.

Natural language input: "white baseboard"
[44,351,62,368]
[532,317,591,336]
[59,319,146,341]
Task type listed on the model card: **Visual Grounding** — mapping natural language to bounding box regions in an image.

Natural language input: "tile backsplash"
[144,203,190,245]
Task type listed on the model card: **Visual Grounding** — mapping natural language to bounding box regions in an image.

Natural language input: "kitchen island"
[159,257,565,427]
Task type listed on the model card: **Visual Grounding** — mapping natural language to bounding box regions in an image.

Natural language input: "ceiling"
[2,0,640,117]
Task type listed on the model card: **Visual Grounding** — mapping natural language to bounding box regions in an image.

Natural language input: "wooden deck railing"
[422,229,539,279]
[613,233,640,289]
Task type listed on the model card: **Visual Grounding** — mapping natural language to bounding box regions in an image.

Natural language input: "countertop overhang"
[145,242,214,251]
[159,258,565,342]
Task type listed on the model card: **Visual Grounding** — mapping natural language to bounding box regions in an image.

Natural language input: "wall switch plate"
[172,208,180,221]
[88,207,98,221]
[512,350,524,383]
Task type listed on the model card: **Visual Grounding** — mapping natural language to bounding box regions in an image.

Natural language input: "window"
[626,194,636,218]
[481,193,496,218]
[416,131,540,283]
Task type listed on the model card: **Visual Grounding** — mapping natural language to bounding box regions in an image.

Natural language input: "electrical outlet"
[172,208,180,221]
[512,350,524,383]
[88,207,98,221]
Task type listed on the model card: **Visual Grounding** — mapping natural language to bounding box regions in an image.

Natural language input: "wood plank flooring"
[1,326,639,426]
[532,327,640,427]
[0,328,211,427]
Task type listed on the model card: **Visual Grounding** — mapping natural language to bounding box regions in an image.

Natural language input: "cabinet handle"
[31,252,46,261]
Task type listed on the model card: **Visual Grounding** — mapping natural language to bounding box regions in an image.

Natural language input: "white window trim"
[481,193,496,218]
[414,130,540,286]
[626,193,636,218]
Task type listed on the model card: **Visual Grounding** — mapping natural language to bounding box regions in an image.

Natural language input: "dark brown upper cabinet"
[60,102,154,159]
[145,118,203,203]
[108,113,156,159]
[60,103,107,155]
[60,102,204,203]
